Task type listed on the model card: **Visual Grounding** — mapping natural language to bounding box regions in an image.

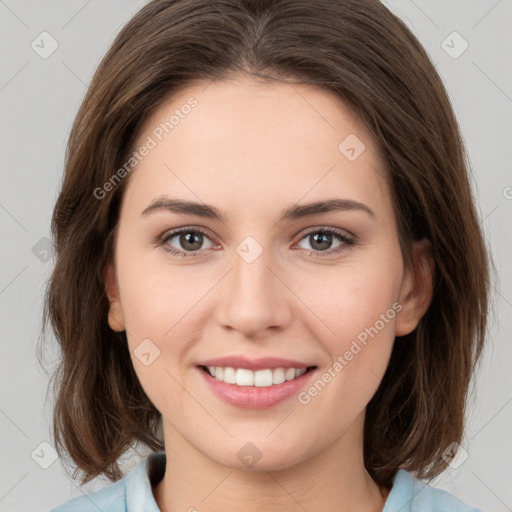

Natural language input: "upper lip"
[197,356,316,371]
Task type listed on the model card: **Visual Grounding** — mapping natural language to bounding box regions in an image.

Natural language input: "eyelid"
[295,225,354,241]
[292,226,355,255]
[159,226,218,251]
[157,225,355,257]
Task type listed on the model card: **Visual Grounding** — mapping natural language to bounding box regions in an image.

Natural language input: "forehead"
[122,77,391,221]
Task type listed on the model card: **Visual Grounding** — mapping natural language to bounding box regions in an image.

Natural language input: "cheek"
[115,260,207,411]
[303,257,401,336]
[114,244,195,370]
[297,254,402,392]
[116,237,204,333]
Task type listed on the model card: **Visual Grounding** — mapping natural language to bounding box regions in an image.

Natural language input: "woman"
[43,0,490,510]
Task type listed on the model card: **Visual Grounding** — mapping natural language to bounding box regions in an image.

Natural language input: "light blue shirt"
[50,450,484,511]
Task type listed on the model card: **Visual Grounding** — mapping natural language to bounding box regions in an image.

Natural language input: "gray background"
[0,1,511,511]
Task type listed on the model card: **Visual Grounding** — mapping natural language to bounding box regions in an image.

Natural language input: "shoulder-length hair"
[40,0,491,486]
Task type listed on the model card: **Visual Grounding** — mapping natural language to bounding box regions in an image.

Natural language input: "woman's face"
[106,77,432,471]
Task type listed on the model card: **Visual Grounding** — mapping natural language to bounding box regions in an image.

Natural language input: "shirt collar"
[127,451,417,512]
[125,450,166,511]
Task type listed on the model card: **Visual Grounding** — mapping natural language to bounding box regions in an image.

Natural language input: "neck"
[153,412,389,512]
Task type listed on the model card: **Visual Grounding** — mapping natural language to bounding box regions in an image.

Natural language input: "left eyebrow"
[140,196,376,221]
[281,198,375,220]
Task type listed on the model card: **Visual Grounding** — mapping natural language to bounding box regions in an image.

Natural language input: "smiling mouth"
[198,365,317,387]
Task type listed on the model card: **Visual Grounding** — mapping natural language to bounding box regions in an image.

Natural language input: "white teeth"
[236,368,254,386]
[273,367,285,384]
[223,367,236,384]
[205,366,310,386]
[285,368,296,381]
[254,369,273,387]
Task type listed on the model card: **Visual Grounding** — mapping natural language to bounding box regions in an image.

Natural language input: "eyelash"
[156,226,355,259]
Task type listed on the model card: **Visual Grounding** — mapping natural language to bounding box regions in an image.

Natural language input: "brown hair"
[39,0,491,487]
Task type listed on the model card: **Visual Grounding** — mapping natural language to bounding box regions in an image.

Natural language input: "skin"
[105,77,434,512]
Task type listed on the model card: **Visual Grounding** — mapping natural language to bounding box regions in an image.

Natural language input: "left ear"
[104,262,126,332]
[395,237,435,337]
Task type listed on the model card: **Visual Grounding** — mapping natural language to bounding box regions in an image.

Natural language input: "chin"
[205,439,312,473]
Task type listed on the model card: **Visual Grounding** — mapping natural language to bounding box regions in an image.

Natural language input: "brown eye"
[161,228,215,256]
[296,228,354,257]
[177,231,203,251]
[308,232,335,251]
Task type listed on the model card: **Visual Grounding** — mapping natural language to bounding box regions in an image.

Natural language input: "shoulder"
[48,478,126,512]
[49,451,166,512]
[383,469,484,512]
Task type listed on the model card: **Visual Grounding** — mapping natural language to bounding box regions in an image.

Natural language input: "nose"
[214,245,293,338]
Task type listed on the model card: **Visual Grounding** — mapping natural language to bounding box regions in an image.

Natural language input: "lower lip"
[198,366,317,409]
